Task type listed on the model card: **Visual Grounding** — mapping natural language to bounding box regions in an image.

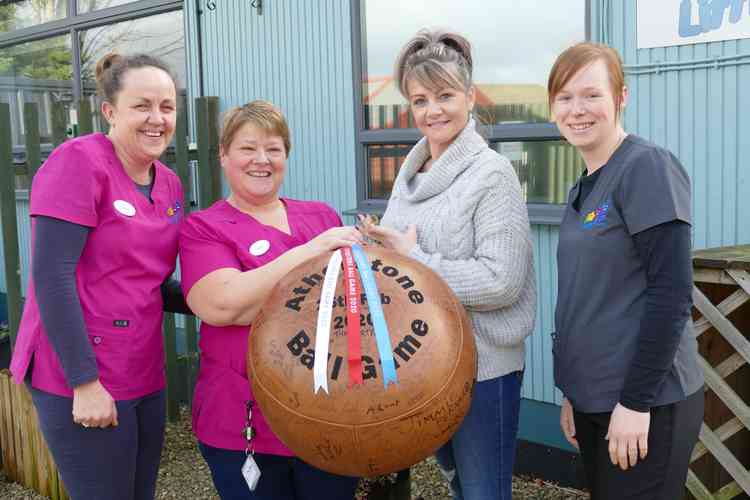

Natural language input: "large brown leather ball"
[248,246,476,477]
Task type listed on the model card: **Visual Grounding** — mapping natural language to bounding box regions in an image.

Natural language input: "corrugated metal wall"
[189,0,358,216]
[522,225,563,404]
[603,0,750,249]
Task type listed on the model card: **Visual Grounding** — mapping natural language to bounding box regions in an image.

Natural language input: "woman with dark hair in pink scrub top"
[179,100,361,499]
[10,53,188,500]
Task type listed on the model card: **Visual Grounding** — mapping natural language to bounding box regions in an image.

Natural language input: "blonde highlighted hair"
[393,29,473,98]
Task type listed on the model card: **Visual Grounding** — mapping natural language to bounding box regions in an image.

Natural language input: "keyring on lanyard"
[244,400,256,456]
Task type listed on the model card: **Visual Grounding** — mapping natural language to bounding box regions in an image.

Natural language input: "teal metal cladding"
[599,0,750,249]
[190,0,358,217]
[522,224,563,405]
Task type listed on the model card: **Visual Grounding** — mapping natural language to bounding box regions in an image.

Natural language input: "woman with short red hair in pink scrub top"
[10,53,189,500]
[179,100,361,499]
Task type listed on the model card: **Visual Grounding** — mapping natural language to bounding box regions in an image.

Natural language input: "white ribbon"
[313,250,343,394]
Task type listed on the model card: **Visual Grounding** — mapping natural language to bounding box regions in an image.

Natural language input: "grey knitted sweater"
[381,119,536,381]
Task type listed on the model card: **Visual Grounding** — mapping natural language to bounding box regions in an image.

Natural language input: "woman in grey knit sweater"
[361,29,536,500]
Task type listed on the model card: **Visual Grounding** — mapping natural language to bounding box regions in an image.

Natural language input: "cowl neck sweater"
[396,118,488,202]
[381,118,536,382]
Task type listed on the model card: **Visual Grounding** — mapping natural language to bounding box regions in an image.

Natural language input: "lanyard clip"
[244,400,257,456]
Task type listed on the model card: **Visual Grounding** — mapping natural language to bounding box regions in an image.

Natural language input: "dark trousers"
[29,386,166,500]
[573,389,703,500]
[199,443,359,500]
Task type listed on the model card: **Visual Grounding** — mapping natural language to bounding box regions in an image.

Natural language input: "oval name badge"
[250,239,270,256]
[113,200,136,217]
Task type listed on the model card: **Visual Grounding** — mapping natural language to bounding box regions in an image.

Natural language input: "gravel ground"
[1,407,588,500]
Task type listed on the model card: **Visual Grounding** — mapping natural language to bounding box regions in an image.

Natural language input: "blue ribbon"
[350,245,398,388]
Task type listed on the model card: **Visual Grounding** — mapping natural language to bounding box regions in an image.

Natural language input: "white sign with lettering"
[637,0,750,48]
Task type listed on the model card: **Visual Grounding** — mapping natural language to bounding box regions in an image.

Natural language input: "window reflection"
[492,141,583,205]
[362,0,585,129]
[77,0,140,14]
[366,144,411,199]
[79,10,186,132]
[0,35,73,147]
[0,0,67,33]
[366,141,582,204]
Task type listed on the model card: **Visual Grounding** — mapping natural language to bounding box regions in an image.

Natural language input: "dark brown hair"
[547,42,626,118]
[95,53,176,104]
[394,29,473,98]
[220,100,291,157]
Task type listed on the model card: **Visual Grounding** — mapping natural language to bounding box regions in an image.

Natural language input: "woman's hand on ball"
[361,223,417,256]
[305,226,363,255]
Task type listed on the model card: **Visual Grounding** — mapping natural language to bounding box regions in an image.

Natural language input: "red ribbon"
[341,247,363,386]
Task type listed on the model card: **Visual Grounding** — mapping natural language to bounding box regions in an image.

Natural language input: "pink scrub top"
[10,133,184,400]
[179,198,341,454]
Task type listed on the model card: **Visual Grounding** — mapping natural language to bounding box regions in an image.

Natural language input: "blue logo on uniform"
[167,200,182,223]
[583,201,610,229]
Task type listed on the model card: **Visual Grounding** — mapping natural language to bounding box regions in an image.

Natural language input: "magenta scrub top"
[179,198,341,454]
[10,133,184,400]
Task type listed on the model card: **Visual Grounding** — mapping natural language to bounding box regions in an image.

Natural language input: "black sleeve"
[619,220,693,412]
[32,216,99,388]
[161,277,193,315]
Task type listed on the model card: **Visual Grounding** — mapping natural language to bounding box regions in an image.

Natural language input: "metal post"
[0,104,23,350]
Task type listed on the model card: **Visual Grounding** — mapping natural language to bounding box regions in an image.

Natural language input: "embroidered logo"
[583,201,610,229]
[167,201,182,223]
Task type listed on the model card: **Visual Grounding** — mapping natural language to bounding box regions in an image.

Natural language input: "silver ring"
[82,423,90,428]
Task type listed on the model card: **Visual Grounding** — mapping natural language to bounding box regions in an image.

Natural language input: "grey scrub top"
[554,135,704,414]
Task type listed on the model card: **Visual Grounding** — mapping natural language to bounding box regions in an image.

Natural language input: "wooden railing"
[687,246,750,500]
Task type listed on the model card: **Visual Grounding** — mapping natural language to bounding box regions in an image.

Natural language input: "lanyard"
[244,400,256,456]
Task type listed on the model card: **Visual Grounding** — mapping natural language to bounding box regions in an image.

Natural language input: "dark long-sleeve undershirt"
[621,221,693,412]
[33,216,98,387]
[574,168,693,412]
[33,180,191,389]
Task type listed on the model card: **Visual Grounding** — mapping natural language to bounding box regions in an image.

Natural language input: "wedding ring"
[82,423,90,428]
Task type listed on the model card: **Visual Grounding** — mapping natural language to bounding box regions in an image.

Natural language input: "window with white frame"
[353,0,589,219]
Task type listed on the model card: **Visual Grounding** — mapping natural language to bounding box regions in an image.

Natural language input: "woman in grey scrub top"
[549,42,704,500]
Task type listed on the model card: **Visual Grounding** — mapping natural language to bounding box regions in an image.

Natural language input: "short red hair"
[548,42,626,118]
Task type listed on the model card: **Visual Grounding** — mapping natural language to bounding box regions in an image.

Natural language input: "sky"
[363,0,587,85]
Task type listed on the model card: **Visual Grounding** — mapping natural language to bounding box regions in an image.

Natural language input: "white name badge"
[242,455,261,491]
[113,200,136,217]
[249,239,270,256]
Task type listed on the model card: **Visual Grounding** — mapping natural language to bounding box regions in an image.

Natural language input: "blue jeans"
[435,371,523,500]
[199,443,359,500]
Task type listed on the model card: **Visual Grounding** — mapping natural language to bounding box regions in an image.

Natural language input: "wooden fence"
[0,369,68,500]
[687,246,750,500]
[0,95,222,497]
